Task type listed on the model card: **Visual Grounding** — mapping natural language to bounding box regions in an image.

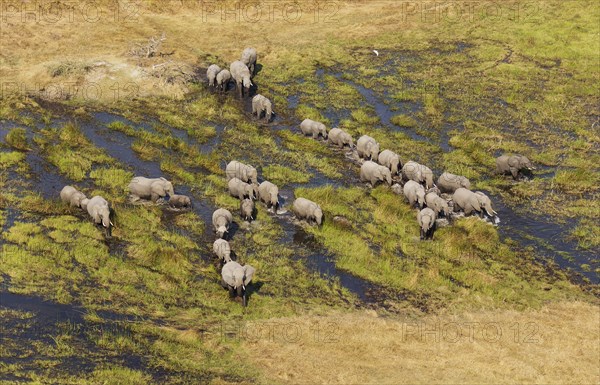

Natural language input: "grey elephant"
[86,196,112,237]
[496,154,535,179]
[221,261,255,307]
[417,207,437,240]
[292,197,323,226]
[240,198,255,221]
[452,188,497,218]
[401,161,434,190]
[437,172,470,193]
[356,135,380,161]
[258,180,279,211]
[300,119,328,139]
[230,60,253,97]
[225,161,258,184]
[128,176,174,202]
[425,192,450,217]
[206,64,221,87]
[403,180,425,209]
[360,161,392,187]
[212,208,233,239]
[216,69,231,92]
[60,186,87,209]
[241,47,257,76]
[378,149,402,175]
[213,239,232,263]
[252,94,274,122]
[328,128,354,148]
[228,177,257,200]
[168,194,191,209]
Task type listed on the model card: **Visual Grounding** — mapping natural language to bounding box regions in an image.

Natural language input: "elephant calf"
[452,188,497,218]
[378,149,402,175]
[216,69,231,92]
[221,261,255,307]
[225,160,258,184]
[437,172,470,194]
[292,197,323,226]
[300,119,328,139]
[417,207,437,240]
[213,208,233,239]
[207,64,221,87]
[228,177,257,200]
[129,176,174,202]
[240,198,254,221]
[213,239,232,263]
[241,47,258,76]
[360,161,392,187]
[60,185,88,209]
[258,181,279,211]
[356,135,380,161]
[402,161,434,190]
[252,94,274,122]
[425,192,450,218]
[403,180,425,209]
[87,196,113,237]
[496,154,535,179]
[169,194,191,209]
[328,128,354,148]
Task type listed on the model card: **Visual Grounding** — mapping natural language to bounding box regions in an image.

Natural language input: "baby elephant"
[252,94,274,122]
[378,149,402,175]
[228,177,257,200]
[240,198,255,221]
[213,239,232,263]
[207,64,221,87]
[292,197,323,226]
[168,194,191,209]
[496,154,535,179]
[437,172,471,194]
[404,180,426,209]
[360,161,392,187]
[60,186,88,209]
[221,261,255,307]
[300,119,328,139]
[425,192,450,218]
[328,128,354,148]
[86,196,113,237]
[417,207,437,240]
[212,208,233,239]
[216,69,231,92]
[356,135,380,161]
[258,181,279,211]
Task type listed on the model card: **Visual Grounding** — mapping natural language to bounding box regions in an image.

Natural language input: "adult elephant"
[225,161,258,184]
[452,188,497,218]
[258,181,279,211]
[378,149,402,175]
[230,60,253,97]
[437,172,470,193]
[403,180,425,209]
[241,47,258,76]
[496,154,535,179]
[252,94,274,122]
[328,128,354,148]
[221,261,255,307]
[128,177,174,202]
[356,135,380,161]
[86,196,113,237]
[292,197,323,226]
[300,119,328,139]
[360,161,392,187]
[401,161,434,190]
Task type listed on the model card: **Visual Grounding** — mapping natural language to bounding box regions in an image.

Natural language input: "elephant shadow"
[253,63,263,77]
[518,169,534,180]
[245,281,264,306]
[224,221,240,240]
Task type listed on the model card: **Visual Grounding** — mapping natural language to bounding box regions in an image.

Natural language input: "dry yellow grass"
[243,301,600,385]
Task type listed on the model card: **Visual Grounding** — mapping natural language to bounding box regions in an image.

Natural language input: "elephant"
[258,181,279,211]
[206,64,221,87]
[221,261,255,307]
[437,172,470,193]
[228,177,257,200]
[241,47,257,76]
[225,161,258,184]
[417,207,437,240]
[328,128,354,148]
[216,69,231,92]
[240,198,255,221]
[403,180,425,209]
[128,177,174,202]
[292,197,323,226]
[425,192,450,217]
[86,196,112,237]
[360,161,392,187]
[452,188,497,218]
[401,161,434,190]
[378,149,402,175]
[300,119,328,139]
[212,208,233,239]
[356,135,380,161]
[168,194,191,209]
[496,154,535,179]
[213,239,232,263]
[252,94,274,122]
[230,60,253,97]
[60,186,87,209]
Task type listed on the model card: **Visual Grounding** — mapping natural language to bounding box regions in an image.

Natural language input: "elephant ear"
[471,196,481,212]
[243,265,255,286]
[92,207,101,224]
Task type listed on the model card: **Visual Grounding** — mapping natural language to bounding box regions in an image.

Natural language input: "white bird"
[373,50,379,56]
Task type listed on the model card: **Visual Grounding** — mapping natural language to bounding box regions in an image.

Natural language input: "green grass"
[5,127,30,151]
[390,114,418,128]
